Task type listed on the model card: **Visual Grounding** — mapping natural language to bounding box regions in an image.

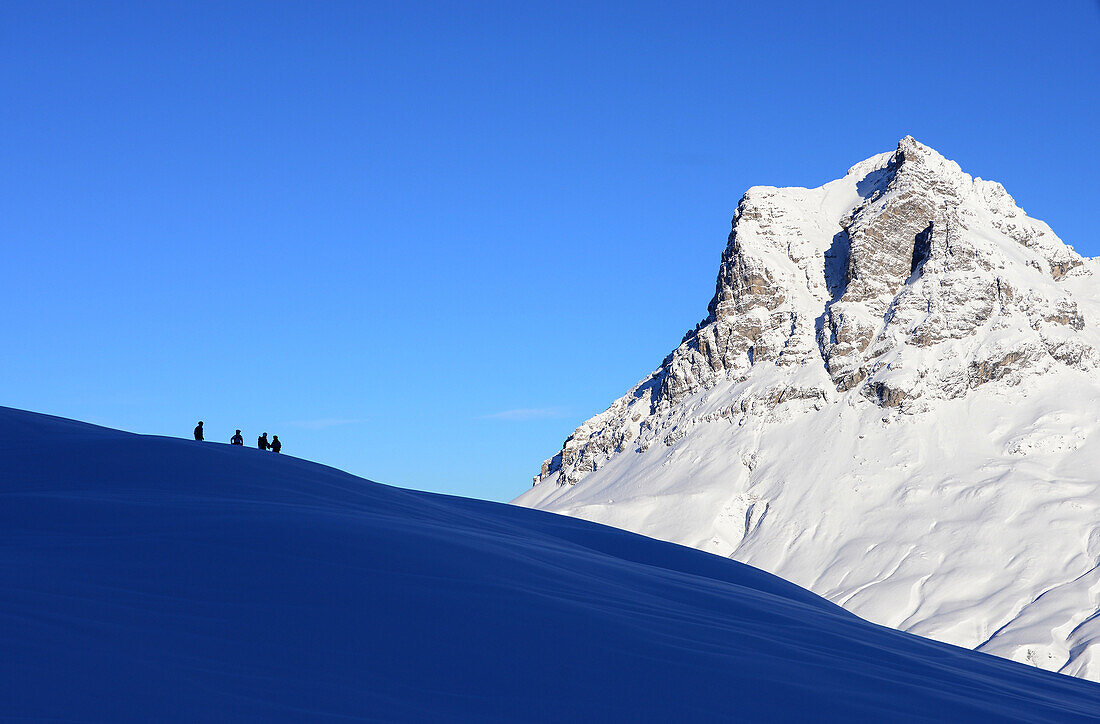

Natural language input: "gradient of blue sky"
[2,1,1097,501]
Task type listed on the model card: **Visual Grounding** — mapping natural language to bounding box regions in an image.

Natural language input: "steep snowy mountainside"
[10,407,1100,721]
[516,137,1100,680]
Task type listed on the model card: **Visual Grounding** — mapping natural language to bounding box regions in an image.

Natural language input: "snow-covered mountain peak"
[533,138,1094,485]
[516,139,1100,680]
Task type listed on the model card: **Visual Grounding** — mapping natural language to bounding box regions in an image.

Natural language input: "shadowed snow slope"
[3,407,1100,721]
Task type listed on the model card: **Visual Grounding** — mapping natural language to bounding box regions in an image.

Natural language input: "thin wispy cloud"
[478,408,568,421]
[284,418,369,430]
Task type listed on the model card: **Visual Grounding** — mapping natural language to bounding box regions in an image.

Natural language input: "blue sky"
[2,1,1097,501]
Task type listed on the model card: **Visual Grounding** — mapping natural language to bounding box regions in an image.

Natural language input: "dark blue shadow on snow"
[1,406,1099,722]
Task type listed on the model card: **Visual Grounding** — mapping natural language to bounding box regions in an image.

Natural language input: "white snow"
[516,138,1100,681]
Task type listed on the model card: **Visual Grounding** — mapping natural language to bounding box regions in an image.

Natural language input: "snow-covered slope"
[516,137,1100,680]
[5,407,1100,721]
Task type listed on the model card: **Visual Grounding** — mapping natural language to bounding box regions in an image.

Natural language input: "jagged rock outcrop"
[516,138,1100,681]
[529,137,1094,486]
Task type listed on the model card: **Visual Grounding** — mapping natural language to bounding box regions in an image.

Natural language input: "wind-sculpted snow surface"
[5,407,1100,721]
[518,138,1100,680]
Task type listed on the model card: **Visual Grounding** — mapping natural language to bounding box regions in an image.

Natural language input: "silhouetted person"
[271,435,281,453]
[230,430,243,446]
[194,421,204,441]
[258,432,269,450]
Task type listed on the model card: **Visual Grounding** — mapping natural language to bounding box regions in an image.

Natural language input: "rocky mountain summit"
[516,138,1100,680]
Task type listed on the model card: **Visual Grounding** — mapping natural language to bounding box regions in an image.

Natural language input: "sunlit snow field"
[517,141,1100,681]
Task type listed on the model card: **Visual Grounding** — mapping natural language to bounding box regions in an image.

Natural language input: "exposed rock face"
[516,138,1100,681]
[530,137,1094,486]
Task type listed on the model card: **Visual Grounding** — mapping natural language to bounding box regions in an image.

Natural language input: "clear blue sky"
[2,1,1097,502]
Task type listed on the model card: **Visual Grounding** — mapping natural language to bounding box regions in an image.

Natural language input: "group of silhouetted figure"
[193,421,281,453]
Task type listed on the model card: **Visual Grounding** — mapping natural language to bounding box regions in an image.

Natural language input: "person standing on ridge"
[270,435,281,453]
[258,432,269,450]
[194,421,204,441]
[230,430,243,446]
